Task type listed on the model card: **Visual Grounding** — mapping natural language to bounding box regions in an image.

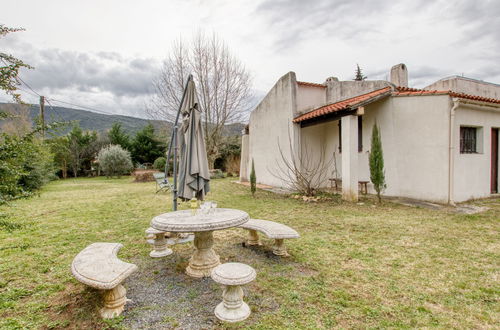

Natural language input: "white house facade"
[240,64,500,204]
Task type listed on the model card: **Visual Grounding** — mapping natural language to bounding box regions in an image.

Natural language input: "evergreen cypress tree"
[369,123,386,203]
[354,64,367,81]
[250,159,256,197]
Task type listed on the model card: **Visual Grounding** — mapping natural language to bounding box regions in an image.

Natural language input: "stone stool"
[145,227,173,257]
[211,262,256,323]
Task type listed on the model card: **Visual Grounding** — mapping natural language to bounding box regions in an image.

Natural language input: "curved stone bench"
[71,243,137,319]
[238,219,299,256]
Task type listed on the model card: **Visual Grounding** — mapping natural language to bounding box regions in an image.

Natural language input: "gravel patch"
[121,239,284,329]
[122,254,220,329]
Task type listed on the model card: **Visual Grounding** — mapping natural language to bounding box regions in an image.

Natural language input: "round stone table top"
[151,208,249,233]
[211,262,256,285]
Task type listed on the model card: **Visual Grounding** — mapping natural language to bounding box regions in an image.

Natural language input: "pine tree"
[369,123,386,203]
[250,159,256,197]
[354,64,367,81]
[108,123,130,151]
[131,124,164,164]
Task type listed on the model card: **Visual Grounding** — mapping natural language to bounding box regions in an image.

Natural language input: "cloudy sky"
[1,0,499,119]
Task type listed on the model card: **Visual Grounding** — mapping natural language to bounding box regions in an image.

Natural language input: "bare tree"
[270,131,333,196]
[149,32,252,168]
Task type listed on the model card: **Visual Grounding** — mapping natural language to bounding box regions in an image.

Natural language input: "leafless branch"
[268,128,333,196]
[148,32,253,167]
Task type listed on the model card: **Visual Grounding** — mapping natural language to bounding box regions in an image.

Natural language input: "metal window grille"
[460,127,477,153]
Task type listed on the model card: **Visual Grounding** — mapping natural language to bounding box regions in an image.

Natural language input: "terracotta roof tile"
[293,87,392,123]
[297,81,326,88]
[394,86,500,104]
[293,85,500,124]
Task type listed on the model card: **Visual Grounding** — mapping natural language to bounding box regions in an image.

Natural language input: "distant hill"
[0,103,244,137]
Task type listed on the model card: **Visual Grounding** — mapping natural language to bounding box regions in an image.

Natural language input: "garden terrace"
[0,177,498,328]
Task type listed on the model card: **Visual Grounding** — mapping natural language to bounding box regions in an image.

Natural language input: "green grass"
[0,177,499,329]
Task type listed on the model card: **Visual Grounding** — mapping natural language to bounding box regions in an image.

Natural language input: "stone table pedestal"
[186,231,221,278]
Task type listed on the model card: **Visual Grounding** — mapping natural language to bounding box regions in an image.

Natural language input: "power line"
[0,58,41,97]
[12,87,62,120]
[17,75,41,97]
[45,98,65,121]
[2,58,119,117]
[48,98,115,116]
[16,86,40,99]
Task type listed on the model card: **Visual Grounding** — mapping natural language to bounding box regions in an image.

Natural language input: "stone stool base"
[146,229,173,258]
[150,248,173,258]
[246,229,262,246]
[100,284,127,319]
[215,300,251,323]
[272,239,289,257]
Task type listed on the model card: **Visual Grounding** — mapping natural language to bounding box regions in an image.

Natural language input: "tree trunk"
[62,159,67,179]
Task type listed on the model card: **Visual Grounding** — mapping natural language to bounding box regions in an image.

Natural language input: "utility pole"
[39,96,45,139]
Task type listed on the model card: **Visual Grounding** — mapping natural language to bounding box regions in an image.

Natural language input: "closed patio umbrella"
[177,78,210,201]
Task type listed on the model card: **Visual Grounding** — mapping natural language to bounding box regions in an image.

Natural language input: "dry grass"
[0,177,499,329]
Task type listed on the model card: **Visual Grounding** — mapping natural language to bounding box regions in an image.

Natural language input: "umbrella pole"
[165,75,193,211]
[173,125,178,211]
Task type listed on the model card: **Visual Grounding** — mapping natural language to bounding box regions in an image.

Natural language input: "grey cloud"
[3,35,160,98]
[255,0,426,50]
[446,0,500,62]
[1,35,160,117]
[26,49,159,97]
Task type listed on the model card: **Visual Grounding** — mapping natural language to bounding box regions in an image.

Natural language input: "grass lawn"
[0,177,499,329]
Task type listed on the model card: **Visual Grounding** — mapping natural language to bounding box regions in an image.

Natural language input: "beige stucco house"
[240,64,500,204]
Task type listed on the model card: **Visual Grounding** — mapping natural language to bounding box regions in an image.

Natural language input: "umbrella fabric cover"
[177,79,210,200]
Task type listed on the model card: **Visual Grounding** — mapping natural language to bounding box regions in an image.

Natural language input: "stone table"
[151,208,249,278]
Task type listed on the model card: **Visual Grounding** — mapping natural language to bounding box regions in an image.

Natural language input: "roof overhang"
[293,86,392,127]
[453,97,500,112]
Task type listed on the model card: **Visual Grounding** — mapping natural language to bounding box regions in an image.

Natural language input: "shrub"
[250,159,256,197]
[97,145,133,178]
[209,169,225,179]
[0,133,56,204]
[18,141,56,191]
[153,157,166,171]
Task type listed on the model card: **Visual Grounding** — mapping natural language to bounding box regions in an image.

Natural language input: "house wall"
[425,76,500,99]
[296,85,326,114]
[325,80,392,104]
[387,95,451,202]
[239,134,250,182]
[246,72,299,187]
[453,104,500,202]
[300,95,452,202]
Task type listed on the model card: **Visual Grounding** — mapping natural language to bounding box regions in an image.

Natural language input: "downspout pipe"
[448,98,460,205]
